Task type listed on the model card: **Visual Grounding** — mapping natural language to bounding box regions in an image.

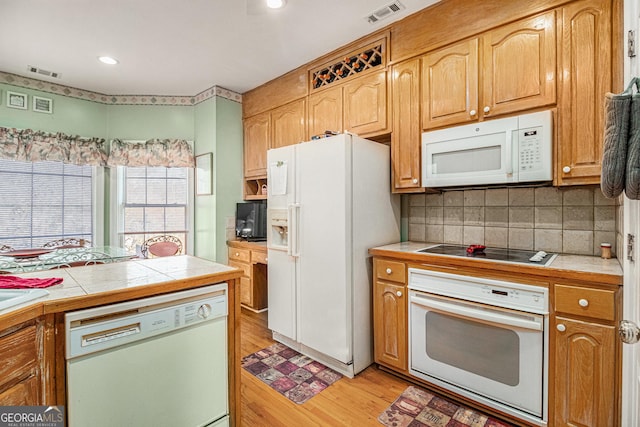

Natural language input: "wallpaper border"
[0,72,242,106]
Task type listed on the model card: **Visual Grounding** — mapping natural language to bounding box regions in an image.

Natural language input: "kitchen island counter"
[0,255,243,426]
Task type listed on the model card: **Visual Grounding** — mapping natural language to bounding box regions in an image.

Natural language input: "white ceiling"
[0,0,440,97]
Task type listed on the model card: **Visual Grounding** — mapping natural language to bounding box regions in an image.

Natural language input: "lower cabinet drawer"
[375,259,406,283]
[252,250,268,264]
[554,285,616,321]
[228,247,251,263]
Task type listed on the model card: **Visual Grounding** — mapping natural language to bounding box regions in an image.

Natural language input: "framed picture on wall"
[196,152,213,195]
[7,91,27,110]
[33,96,53,114]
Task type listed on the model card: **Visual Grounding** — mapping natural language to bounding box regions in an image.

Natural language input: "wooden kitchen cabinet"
[243,112,270,200]
[554,317,616,427]
[228,241,268,312]
[553,283,619,426]
[243,112,270,179]
[422,38,479,129]
[343,70,388,136]
[481,11,556,119]
[243,99,306,199]
[271,98,306,150]
[0,318,46,405]
[391,58,422,191]
[556,0,613,185]
[421,12,555,130]
[373,258,408,372]
[307,71,388,138]
[308,85,343,138]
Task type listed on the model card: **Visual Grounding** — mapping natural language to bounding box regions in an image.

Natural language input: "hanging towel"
[627,78,640,199]
[601,78,634,198]
[0,275,63,289]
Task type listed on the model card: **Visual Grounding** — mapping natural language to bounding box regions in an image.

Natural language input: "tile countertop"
[0,255,242,321]
[369,241,623,286]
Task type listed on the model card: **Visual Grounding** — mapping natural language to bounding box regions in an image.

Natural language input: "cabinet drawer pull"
[578,298,589,307]
[469,109,476,116]
[396,291,403,297]
[562,166,571,174]
[412,178,418,184]
[386,268,392,274]
[235,252,239,257]
[483,106,490,113]
[556,324,566,332]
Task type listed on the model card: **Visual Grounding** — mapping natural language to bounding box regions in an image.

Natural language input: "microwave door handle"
[410,293,543,331]
[505,130,513,175]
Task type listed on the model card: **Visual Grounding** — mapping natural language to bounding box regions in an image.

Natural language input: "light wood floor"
[239,308,414,426]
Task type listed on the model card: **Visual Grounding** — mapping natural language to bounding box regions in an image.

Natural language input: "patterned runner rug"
[242,342,342,404]
[378,386,516,427]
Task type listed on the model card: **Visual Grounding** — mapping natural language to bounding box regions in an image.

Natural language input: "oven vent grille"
[27,65,62,79]
[365,1,405,24]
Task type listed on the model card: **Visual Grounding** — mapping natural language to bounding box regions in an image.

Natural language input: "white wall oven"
[408,268,549,426]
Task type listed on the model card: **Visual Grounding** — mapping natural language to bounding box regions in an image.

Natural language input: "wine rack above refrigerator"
[309,36,387,91]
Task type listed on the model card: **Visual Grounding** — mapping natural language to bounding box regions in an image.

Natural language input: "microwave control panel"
[518,126,543,171]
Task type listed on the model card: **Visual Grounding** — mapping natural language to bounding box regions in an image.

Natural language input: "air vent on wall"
[365,1,405,24]
[27,65,62,79]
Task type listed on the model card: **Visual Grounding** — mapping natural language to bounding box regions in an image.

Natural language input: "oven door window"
[425,311,520,386]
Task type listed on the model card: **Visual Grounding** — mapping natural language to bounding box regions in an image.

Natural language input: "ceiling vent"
[27,65,62,79]
[365,1,405,24]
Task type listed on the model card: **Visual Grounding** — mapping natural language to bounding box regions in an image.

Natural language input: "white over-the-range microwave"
[421,110,552,188]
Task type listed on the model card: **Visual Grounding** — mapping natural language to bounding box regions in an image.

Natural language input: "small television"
[235,202,267,241]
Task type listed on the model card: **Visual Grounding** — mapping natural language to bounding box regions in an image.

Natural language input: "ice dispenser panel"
[269,209,288,250]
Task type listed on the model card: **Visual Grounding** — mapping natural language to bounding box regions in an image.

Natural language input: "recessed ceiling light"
[266,0,286,9]
[98,56,119,65]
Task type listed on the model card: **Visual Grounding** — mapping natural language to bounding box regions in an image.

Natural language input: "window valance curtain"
[107,139,195,168]
[0,127,107,166]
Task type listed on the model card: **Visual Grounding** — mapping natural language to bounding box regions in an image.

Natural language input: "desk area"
[227,240,267,312]
[0,246,134,273]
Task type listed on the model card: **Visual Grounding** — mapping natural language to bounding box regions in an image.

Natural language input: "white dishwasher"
[65,283,229,427]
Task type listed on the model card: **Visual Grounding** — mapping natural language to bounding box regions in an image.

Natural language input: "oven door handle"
[410,293,543,331]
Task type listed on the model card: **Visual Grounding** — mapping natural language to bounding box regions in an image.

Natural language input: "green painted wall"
[106,104,194,141]
[0,83,243,258]
[193,97,243,263]
[0,84,107,138]
[214,98,243,264]
[194,97,217,260]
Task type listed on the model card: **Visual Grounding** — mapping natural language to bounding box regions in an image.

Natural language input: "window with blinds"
[121,166,189,254]
[0,159,93,249]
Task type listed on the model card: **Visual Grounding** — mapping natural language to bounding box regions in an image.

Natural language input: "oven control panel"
[408,268,548,313]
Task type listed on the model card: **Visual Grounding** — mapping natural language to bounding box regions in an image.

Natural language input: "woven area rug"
[378,386,516,427]
[242,342,342,404]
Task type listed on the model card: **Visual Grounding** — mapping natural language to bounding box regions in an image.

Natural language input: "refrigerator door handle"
[287,204,293,256]
[289,203,300,257]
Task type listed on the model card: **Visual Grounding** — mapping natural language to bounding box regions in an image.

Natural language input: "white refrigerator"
[266,133,400,378]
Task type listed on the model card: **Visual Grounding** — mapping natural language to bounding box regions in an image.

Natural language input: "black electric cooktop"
[417,244,557,266]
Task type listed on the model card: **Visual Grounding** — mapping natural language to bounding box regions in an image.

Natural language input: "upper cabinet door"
[343,71,388,136]
[422,38,479,129]
[308,85,343,139]
[481,11,557,118]
[391,58,422,191]
[557,0,612,185]
[271,98,306,149]
[243,111,270,178]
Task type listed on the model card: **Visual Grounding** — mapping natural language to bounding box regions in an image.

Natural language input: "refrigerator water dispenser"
[269,209,288,249]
